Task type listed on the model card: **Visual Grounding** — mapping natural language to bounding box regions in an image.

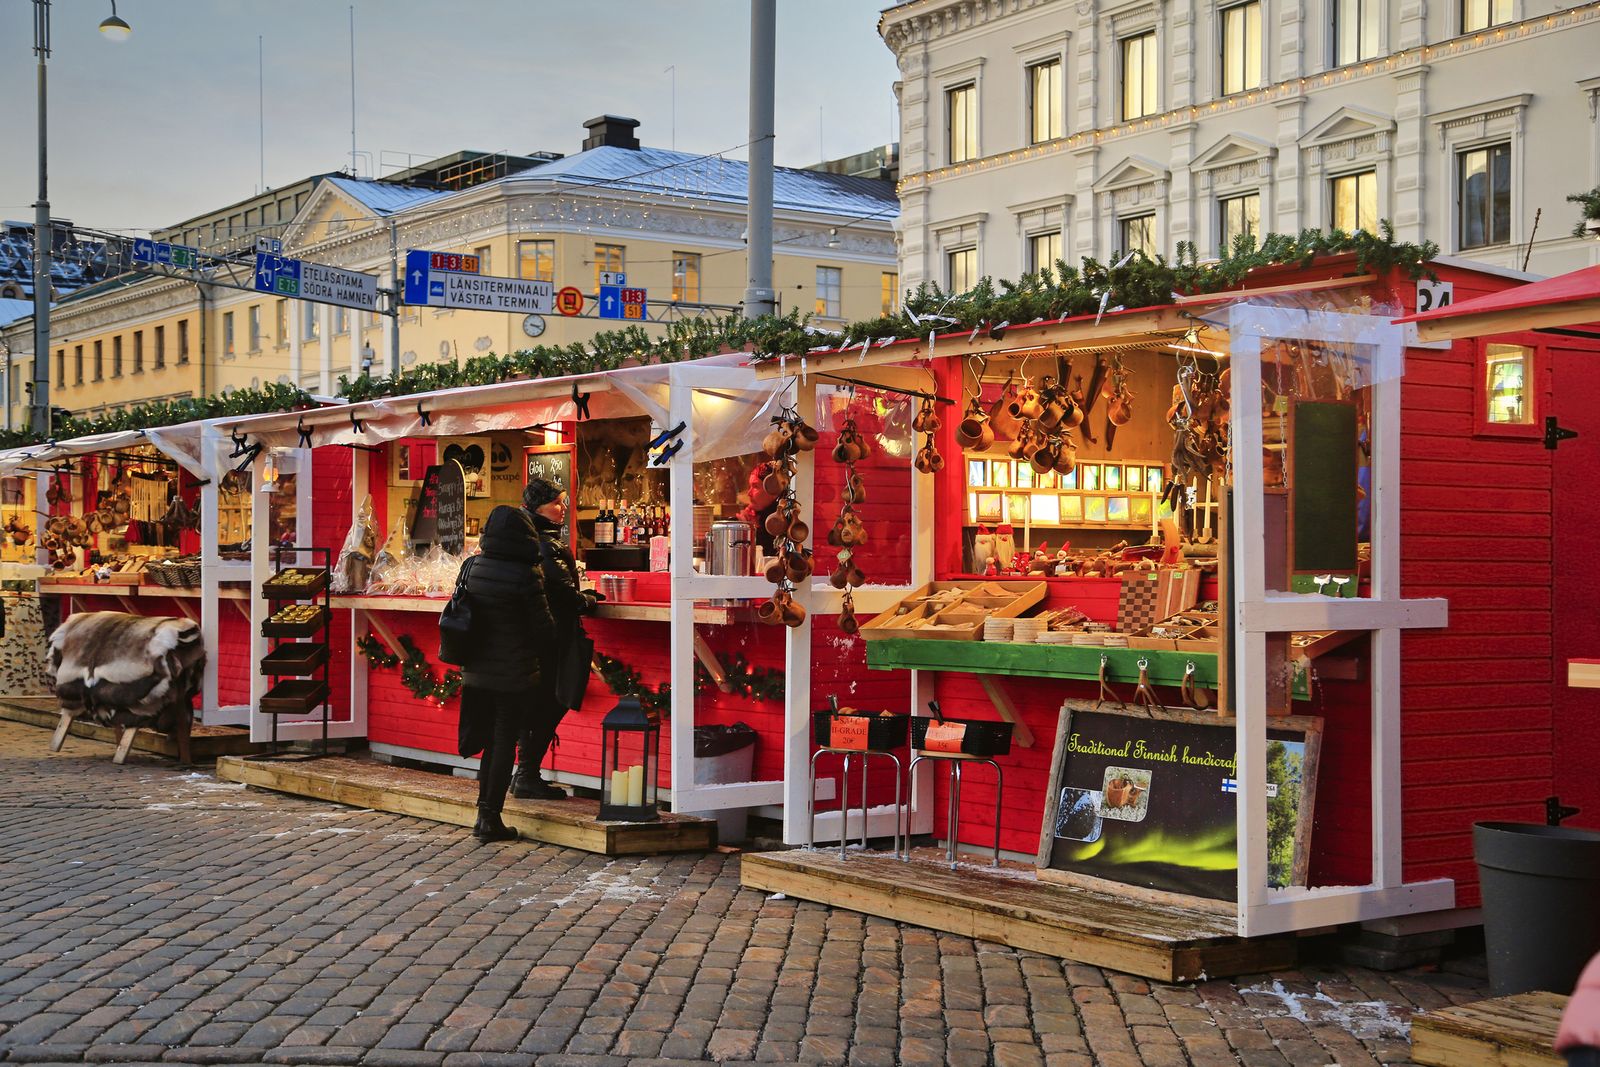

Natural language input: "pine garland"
[356,631,461,704]
[355,631,399,668]
[591,649,786,718]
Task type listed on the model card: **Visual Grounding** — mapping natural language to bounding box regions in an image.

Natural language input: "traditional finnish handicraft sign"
[1039,704,1321,901]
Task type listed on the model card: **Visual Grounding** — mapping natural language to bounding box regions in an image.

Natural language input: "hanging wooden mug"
[956,398,994,450]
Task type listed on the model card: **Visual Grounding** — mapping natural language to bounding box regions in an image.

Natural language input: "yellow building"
[3,117,900,424]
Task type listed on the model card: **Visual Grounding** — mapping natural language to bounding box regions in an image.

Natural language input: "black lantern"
[598,696,660,821]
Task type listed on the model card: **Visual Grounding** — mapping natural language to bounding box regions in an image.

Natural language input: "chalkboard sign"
[1290,399,1359,576]
[1036,702,1321,901]
[524,444,575,546]
[409,460,466,554]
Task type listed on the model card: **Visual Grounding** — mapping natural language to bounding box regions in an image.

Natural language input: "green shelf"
[865,637,1219,688]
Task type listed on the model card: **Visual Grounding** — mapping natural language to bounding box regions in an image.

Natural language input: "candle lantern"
[598,696,660,822]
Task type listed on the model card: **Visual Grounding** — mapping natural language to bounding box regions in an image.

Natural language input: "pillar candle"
[626,763,645,807]
[610,769,628,804]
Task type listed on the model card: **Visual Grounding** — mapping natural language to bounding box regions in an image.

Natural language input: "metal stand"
[807,747,904,860]
[907,752,1003,869]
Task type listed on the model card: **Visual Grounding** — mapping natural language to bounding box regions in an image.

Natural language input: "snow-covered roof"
[0,298,33,328]
[322,176,450,216]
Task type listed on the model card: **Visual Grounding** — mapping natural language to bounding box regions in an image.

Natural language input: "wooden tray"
[260,678,330,715]
[259,643,330,677]
[861,581,1047,642]
[261,606,327,638]
[262,568,329,600]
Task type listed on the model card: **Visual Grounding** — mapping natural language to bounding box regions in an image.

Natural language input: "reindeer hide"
[49,611,206,732]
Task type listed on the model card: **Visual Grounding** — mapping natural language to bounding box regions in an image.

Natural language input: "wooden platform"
[0,696,263,760]
[1411,992,1567,1067]
[215,754,717,857]
[740,848,1295,982]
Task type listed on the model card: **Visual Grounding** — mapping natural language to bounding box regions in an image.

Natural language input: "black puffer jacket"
[530,512,595,647]
[458,506,556,692]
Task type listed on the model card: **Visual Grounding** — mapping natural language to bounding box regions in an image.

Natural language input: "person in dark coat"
[457,505,556,841]
[511,477,598,799]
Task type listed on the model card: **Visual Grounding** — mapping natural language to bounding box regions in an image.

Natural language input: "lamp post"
[30,0,130,436]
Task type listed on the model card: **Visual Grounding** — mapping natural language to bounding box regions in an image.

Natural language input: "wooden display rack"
[1410,992,1567,1067]
[216,754,717,856]
[740,848,1294,982]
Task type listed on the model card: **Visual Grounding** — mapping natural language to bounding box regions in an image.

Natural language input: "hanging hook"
[417,401,432,428]
[296,418,313,449]
[350,409,364,434]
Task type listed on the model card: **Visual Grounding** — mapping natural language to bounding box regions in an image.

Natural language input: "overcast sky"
[0,1,902,235]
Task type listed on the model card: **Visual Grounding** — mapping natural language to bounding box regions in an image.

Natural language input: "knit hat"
[522,477,563,511]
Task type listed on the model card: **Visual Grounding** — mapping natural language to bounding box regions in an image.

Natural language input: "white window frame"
[1432,94,1528,257]
[1330,0,1384,67]
[672,251,701,303]
[1460,0,1515,33]
[814,265,842,319]
[1219,0,1266,97]
[946,81,980,164]
[248,304,262,353]
[933,57,985,167]
[1013,30,1071,148]
[1026,229,1063,275]
[1328,168,1379,233]
[1118,213,1158,256]
[1120,30,1160,120]
[1217,190,1263,254]
[946,247,978,293]
[518,239,555,283]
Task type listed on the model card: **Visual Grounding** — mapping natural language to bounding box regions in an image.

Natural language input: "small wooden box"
[861,580,1047,642]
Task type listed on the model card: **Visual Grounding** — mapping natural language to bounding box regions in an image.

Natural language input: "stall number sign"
[1416,280,1454,314]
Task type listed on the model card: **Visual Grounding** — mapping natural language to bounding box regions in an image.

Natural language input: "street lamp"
[31,0,130,436]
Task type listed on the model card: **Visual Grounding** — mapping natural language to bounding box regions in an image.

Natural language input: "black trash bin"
[1474,820,1600,996]
[687,723,758,843]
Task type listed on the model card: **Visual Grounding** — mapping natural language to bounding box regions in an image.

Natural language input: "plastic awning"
[1394,264,1600,342]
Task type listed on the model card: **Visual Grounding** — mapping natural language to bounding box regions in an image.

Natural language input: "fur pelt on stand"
[48,611,205,732]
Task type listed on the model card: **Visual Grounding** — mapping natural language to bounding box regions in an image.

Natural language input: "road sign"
[598,285,648,321]
[133,238,199,270]
[403,249,551,314]
[555,287,585,317]
[254,254,379,311]
[255,236,283,255]
[599,271,626,287]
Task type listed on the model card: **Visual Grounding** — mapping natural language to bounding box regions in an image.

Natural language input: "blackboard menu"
[1039,704,1320,901]
[523,445,575,546]
[409,460,466,554]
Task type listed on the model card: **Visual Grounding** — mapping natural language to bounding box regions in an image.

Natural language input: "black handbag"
[437,556,476,666]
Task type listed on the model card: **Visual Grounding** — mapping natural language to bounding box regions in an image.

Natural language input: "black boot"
[511,769,566,801]
[472,808,519,843]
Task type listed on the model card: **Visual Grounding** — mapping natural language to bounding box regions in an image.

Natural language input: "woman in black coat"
[457,505,556,841]
[511,477,598,799]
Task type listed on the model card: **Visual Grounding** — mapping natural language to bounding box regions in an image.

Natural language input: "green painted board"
[865,638,1218,688]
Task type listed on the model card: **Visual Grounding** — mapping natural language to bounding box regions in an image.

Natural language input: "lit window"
[593,243,625,291]
[249,305,262,351]
[1120,215,1156,257]
[474,245,492,276]
[518,240,554,282]
[1462,0,1512,32]
[1459,143,1511,249]
[947,83,978,163]
[1121,32,1158,120]
[1330,170,1378,233]
[1028,59,1063,144]
[1485,343,1532,425]
[1333,0,1381,65]
[1219,192,1261,254]
[814,266,842,318]
[1221,2,1263,95]
[881,271,899,315]
[672,252,701,302]
[1028,231,1062,274]
[947,248,977,293]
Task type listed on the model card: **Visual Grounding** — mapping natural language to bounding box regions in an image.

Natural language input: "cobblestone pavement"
[0,719,1490,1067]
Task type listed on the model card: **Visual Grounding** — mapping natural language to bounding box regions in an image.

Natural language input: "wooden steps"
[215,754,716,857]
[0,696,263,760]
[740,848,1294,982]
[1411,992,1567,1067]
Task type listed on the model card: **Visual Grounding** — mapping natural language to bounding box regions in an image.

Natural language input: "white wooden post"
[349,446,369,735]
[199,423,222,722]
[247,449,271,742]
[667,368,697,812]
[781,377,816,845]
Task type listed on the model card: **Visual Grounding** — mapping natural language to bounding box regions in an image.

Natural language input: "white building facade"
[881,0,1600,288]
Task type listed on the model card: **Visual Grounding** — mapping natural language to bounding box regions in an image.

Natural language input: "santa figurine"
[983,555,999,576]
[994,523,1016,569]
[972,525,995,575]
[1028,541,1053,574]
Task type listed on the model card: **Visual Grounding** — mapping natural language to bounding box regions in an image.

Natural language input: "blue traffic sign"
[254,253,302,296]
[598,285,647,321]
[404,248,551,314]
[403,249,433,306]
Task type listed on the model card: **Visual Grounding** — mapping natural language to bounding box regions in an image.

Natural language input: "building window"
[1121,31,1158,120]
[474,244,492,276]
[302,303,319,341]
[947,247,978,293]
[1120,214,1157,256]
[177,320,189,364]
[1219,192,1261,254]
[1482,343,1533,428]
[593,243,625,291]
[1028,59,1063,144]
[1462,0,1512,31]
[333,307,349,336]
[814,266,842,318]
[275,300,287,347]
[247,305,261,352]
[1330,170,1378,232]
[133,330,143,373]
[1028,231,1062,274]
[93,340,103,382]
[671,252,701,302]
[223,312,235,357]
[517,240,554,282]
[54,350,64,388]
[1220,2,1263,96]
[947,83,978,164]
[154,325,165,369]
[74,345,83,385]
[881,271,900,316]
[111,336,122,378]
[1333,0,1381,65]
[1459,143,1511,249]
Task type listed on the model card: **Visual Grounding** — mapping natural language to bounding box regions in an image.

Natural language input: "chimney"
[582,115,641,151]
